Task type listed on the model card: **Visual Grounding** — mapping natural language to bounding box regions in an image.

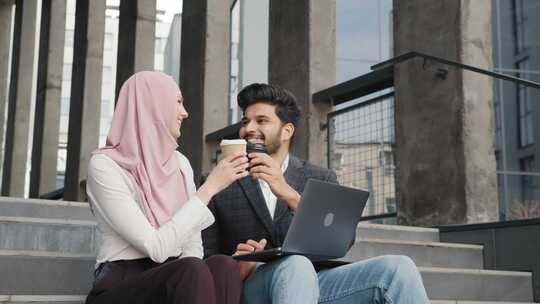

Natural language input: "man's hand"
[248,153,301,211]
[233,239,267,281]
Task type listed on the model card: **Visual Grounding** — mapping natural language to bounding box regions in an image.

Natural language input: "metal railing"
[327,92,397,222]
[314,51,540,222]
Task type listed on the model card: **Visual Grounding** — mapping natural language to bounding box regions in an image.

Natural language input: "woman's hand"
[197,152,249,204]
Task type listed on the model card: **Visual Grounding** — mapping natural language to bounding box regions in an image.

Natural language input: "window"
[379,150,394,176]
[63,64,72,80]
[104,33,114,50]
[385,197,396,213]
[494,94,502,150]
[65,29,74,48]
[332,153,343,170]
[512,0,527,54]
[102,66,113,84]
[520,156,535,200]
[516,59,533,147]
[61,97,70,115]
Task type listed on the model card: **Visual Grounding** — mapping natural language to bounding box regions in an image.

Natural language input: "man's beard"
[264,130,282,155]
[245,129,282,155]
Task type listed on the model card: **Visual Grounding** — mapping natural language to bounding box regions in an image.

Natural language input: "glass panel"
[57,0,76,179]
[336,0,392,84]
[503,174,540,220]
[493,0,540,220]
[156,0,181,74]
[99,0,119,147]
[335,0,393,109]
[229,0,270,124]
[229,1,241,124]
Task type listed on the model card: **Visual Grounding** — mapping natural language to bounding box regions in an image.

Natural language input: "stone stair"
[0,197,537,303]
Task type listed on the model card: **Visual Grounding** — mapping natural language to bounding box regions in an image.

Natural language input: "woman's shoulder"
[174,151,195,180]
[89,153,116,169]
[174,151,193,169]
[88,153,125,178]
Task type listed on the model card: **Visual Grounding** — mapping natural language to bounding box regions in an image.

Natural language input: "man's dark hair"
[237,83,301,127]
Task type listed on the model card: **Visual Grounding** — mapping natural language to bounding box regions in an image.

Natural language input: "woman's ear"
[281,123,295,142]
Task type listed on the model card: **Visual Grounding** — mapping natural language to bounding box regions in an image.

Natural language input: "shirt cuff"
[171,196,215,232]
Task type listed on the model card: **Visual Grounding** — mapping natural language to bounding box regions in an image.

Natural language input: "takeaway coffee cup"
[246,142,268,155]
[220,139,247,159]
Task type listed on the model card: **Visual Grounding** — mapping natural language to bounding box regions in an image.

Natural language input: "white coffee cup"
[220,139,247,159]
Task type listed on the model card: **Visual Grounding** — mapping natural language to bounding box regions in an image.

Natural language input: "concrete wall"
[393,0,498,226]
[2,0,40,197]
[64,0,106,201]
[180,0,230,180]
[0,0,14,181]
[268,0,336,167]
[30,0,66,197]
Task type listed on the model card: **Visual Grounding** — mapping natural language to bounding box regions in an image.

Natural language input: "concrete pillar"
[64,0,106,201]
[393,0,498,226]
[2,0,39,197]
[29,0,66,197]
[268,0,336,167]
[0,0,14,181]
[179,0,230,182]
[115,0,156,101]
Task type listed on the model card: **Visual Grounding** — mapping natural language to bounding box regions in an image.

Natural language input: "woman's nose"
[179,106,188,119]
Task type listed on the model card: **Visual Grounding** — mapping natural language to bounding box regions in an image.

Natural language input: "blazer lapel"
[238,176,275,240]
[273,155,306,222]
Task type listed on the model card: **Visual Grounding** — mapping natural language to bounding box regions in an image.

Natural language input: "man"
[202,83,429,304]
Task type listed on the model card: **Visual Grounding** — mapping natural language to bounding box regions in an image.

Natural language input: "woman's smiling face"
[168,95,189,139]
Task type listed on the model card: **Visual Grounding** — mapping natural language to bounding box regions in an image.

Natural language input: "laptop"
[233,179,369,263]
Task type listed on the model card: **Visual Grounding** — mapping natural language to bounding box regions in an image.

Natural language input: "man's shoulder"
[290,155,335,179]
[212,179,245,201]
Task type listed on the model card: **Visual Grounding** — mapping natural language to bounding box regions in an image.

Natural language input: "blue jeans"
[242,255,430,304]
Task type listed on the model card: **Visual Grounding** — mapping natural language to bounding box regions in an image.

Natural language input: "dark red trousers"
[85,255,242,304]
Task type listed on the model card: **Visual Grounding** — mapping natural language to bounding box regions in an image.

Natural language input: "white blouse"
[86,152,214,268]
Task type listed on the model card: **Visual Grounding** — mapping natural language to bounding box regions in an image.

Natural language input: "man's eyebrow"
[241,114,270,122]
[254,114,270,119]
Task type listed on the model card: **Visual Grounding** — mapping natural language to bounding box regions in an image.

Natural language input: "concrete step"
[431,301,538,304]
[420,267,534,302]
[356,222,440,242]
[1,250,532,302]
[0,198,93,221]
[0,295,85,303]
[0,298,533,304]
[344,238,484,269]
[0,216,98,254]
[0,250,94,295]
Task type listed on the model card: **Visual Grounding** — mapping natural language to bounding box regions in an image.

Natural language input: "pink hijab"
[94,71,188,228]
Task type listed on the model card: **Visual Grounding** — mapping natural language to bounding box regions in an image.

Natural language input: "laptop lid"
[281,179,369,259]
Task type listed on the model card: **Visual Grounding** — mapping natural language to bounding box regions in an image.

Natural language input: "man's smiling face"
[239,102,287,155]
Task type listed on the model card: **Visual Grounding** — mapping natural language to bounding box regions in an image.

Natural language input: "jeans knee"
[379,255,419,279]
[274,255,317,281]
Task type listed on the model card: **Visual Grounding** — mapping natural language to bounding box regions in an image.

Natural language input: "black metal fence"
[327,92,397,221]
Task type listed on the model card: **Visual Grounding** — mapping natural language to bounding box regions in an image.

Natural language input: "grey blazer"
[202,155,338,257]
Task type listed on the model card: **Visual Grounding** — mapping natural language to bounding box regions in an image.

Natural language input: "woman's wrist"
[196,182,218,205]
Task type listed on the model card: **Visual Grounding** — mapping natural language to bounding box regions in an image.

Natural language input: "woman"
[85,71,249,304]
